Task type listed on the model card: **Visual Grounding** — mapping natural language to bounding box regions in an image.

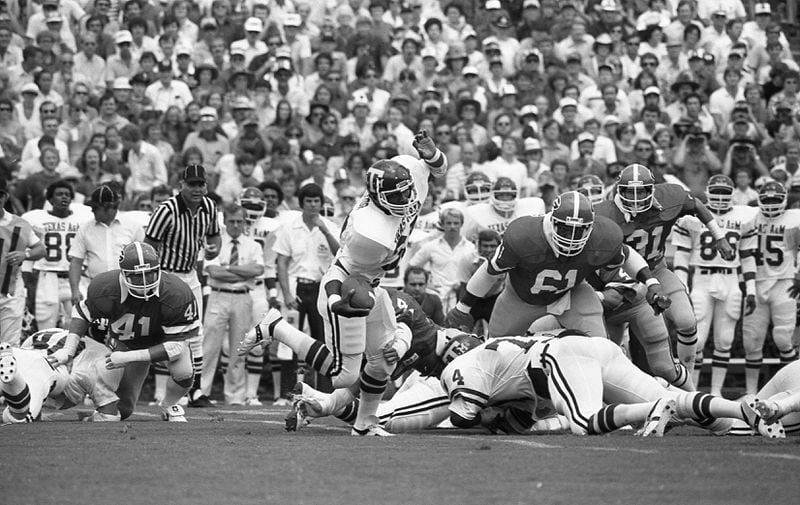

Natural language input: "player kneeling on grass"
[46,242,201,422]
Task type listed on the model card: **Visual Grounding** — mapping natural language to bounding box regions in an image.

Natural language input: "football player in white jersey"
[441,329,775,437]
[672,175,759,395]
[460,177,545,240]
[22,181,89,330]
[742,181,800,394]
[440,171,494,213]
[575,174,607,206]
[750,360,800,436]
[241,131,447,435]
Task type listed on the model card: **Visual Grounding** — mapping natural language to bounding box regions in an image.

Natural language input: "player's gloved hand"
[46,348,72,367]
[445,306,474,332]
[788,274,800,299]
[715,238,735,261]
[329,290,371,318]
[412,129,437,160]
[268,296,282,310]
[105,351,131,370]
[744,294,757,315]
[645,282,671,315]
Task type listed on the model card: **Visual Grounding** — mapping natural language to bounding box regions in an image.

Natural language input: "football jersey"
[386,288,442,379]
[242,216,282,279]
[0,213,39,296]
[441,333,561,422]
[22,209,86,272]
[336,155,441,284]
[488,215,625,305]
[672,205,759,269]
[21,327,87,356]
[594,184,701,266]
[751,209,800,280]
[74,271,200,350]
[461,197,546,240]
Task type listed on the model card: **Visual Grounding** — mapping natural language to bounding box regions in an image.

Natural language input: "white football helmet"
[757,180,787,218]
[464,171,493,204]
[239,187,266,223]
[705,174,734,212]
[491,177,518,214]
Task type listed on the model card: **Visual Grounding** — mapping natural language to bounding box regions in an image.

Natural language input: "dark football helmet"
[617,163,655,214]
[118,241,161,300]
[549,191,594,257]
[366,160,418,217]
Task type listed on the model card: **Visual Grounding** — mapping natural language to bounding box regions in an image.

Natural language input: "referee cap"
[182,164,207,183]
[86,185,120,208]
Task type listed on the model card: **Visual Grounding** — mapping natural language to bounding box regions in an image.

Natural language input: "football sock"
[273,320,333,375]
[710,350,730,396]
[163,378,191,408]
[744,358,761,396]
[588,404,645,434]
[2,384,30,421]
[774,391,800,419]
[245,353,263,399]
[676,328,698,374]
[779,348,798,365]
[337,399,359,425]
[152,361,169,402]
[670,362,695,391]
[353,371,386,429]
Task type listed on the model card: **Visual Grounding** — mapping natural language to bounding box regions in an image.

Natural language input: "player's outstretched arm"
[48,305,91,366]
[105,340,188,369]
[619,246,670,315]
[446,261,500,330]
[413,130,447,177]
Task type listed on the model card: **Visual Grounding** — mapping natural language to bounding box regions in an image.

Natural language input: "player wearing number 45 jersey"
[446,191,670,338]
[594,164,735,373]
[22,181,87,330]
[48,241,200,422]
[672,175,758,395]
[742,182,800,395]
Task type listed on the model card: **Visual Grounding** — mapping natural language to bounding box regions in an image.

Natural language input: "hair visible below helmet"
[758,180,787,218]
[441,331,483,365]
[491,176,518,214]
[239,186,266,223]
[706,174,734,212]
[118,241,161,300]
[464,171,493,204]
[616,163,655,214]
[549,191,594,257]
[366,159,418,217]
[576,174,605,205]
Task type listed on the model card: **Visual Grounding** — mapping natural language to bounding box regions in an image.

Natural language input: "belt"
[698,267,734,275]
[211,287,250,294]
[297,278,320,285]
[38,271,70,278]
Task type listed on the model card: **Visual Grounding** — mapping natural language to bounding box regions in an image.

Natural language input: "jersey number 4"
[530,269,578,294]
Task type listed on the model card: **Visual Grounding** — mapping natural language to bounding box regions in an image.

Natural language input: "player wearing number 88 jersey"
[22,181,88,330]
[51,242,200,421]
[447,191,669,338]
[742,182,800,395]
[672,175,759,395]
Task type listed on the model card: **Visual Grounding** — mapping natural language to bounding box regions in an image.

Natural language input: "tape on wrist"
[645,278,660,288]
[268,288,278,298]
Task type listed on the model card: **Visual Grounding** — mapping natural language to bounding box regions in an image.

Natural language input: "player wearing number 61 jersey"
[742,182,800,395]
[672,175,759,395]
[49,241,200,422]
[22,181,88,330]
[446,191,670,338]
[594,164,735,374]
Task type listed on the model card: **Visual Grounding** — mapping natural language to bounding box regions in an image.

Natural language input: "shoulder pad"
[159,273,198,310]
[351,204,398,250]
[654,183,692,219]
[585,216,624,264]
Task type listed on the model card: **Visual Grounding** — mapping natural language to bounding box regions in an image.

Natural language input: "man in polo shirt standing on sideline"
[198,204,264,405]
[145,165,221,408]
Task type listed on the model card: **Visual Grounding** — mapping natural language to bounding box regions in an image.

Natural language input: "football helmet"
[491,177,518,214]
[705,174,734,212]
[366,160,418,217]
[239,187,266,223]
[616,163,655,214]
[758,180,787,218]
[549,191,594,257]
[576,174,605,206]
[118,241,161,300]
[440,330,483,365]
[464,171,493,204]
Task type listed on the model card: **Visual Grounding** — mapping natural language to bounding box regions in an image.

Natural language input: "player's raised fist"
[413,129,437,160]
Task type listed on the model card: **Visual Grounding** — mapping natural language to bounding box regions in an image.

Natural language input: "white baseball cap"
[244,17,263,32]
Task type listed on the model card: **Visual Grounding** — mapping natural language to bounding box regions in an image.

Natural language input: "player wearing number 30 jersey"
[593,164,734,373]
[447,191,670,338]
[49,241,200,422]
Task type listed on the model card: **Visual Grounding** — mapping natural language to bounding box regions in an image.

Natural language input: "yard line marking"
[740,451,800,461]
[133,412,350,432]
[440,434,658,454]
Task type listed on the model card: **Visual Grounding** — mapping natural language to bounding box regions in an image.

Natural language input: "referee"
[145,165,221,407]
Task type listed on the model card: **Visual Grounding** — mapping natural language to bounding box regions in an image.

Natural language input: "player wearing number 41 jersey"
[446,191,670,338]
[672,175,758,395]
[22,181,87,330]
[593,164,735,373]
[742,182,800,395]
[48,242,200,422]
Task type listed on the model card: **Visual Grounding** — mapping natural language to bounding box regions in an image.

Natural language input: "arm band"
[706,220,726,241]
[621,246,650,281]
[268,288,278,298]
[644,278,660,288]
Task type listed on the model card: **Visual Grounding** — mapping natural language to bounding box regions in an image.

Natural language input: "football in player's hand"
[341,276,375,310]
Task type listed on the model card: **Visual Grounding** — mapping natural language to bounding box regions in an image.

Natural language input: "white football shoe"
[352,418,394,437]
[244,397,263,407]
[90,410,121,422]
[285,382,321,431]
[754,400,781,425]
[162,404,188,422]
[237,308,282,355]
[740,397,785,439]
[638,398,677,437]
[0,343,17,384]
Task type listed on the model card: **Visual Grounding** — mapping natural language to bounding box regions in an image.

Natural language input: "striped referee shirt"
[145,194,220,273]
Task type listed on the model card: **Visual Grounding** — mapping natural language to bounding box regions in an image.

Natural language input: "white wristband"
[268,288,278,298]
[455,301,471,313]
[706,220,725,241]
[645,278,660,288]
[327,294,342,308]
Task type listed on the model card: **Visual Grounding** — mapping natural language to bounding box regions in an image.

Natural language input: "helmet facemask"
[617,183,654,214]
[121,266,161,300]
[550,214,593,257]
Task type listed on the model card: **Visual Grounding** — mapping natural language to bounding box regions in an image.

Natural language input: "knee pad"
[169,361,194,385]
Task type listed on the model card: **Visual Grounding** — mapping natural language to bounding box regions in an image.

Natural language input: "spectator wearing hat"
[743,2,789,53]
[569,131,606,179]
[74,33,107,96]
[230,17,268,68]
[697,0,745,23]
[26,0,83,49]
[145,60,193,111]
[383,32,424,84]
[460,65,488,112]
[700,9,730,51]
[340,95,376,149]
[709,17,746,70]
[352,64,391,120]
[106,31,139,85]
[118,123,167,199]
[183,106,230,170]
[67,184,144,304]
[282,13,313,76]
[454,97,488,147]
[717,43,754,85]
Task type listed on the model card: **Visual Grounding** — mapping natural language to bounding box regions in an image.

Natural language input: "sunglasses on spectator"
[0,106,11,112]
[642,61,657,67]
[42,108,57,114]
[287,132,302,138]
[636,147,652,152]
[61,60,74,65]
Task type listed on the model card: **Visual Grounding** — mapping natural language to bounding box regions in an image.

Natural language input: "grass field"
[2,404,800,505]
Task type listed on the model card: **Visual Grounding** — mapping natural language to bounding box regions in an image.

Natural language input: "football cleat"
[740,397,785,439]
[705,174,735,212]
[757,180,787,218]
[272,398,291,407]
[0,343,17,384]
[754,399,780,425]
[238,308,282,356]
[89,410,121,422]
[118,241,161,300]
[244,397,263,407]
[490,177,518,215]
[638,398,677,437]
[464,171,493,204]
[549,191,594,257]
[162,404,188,422]
[285,382,312,432]
[351,416,394,437]
[616,163,655,214]
[366,159,418,217]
